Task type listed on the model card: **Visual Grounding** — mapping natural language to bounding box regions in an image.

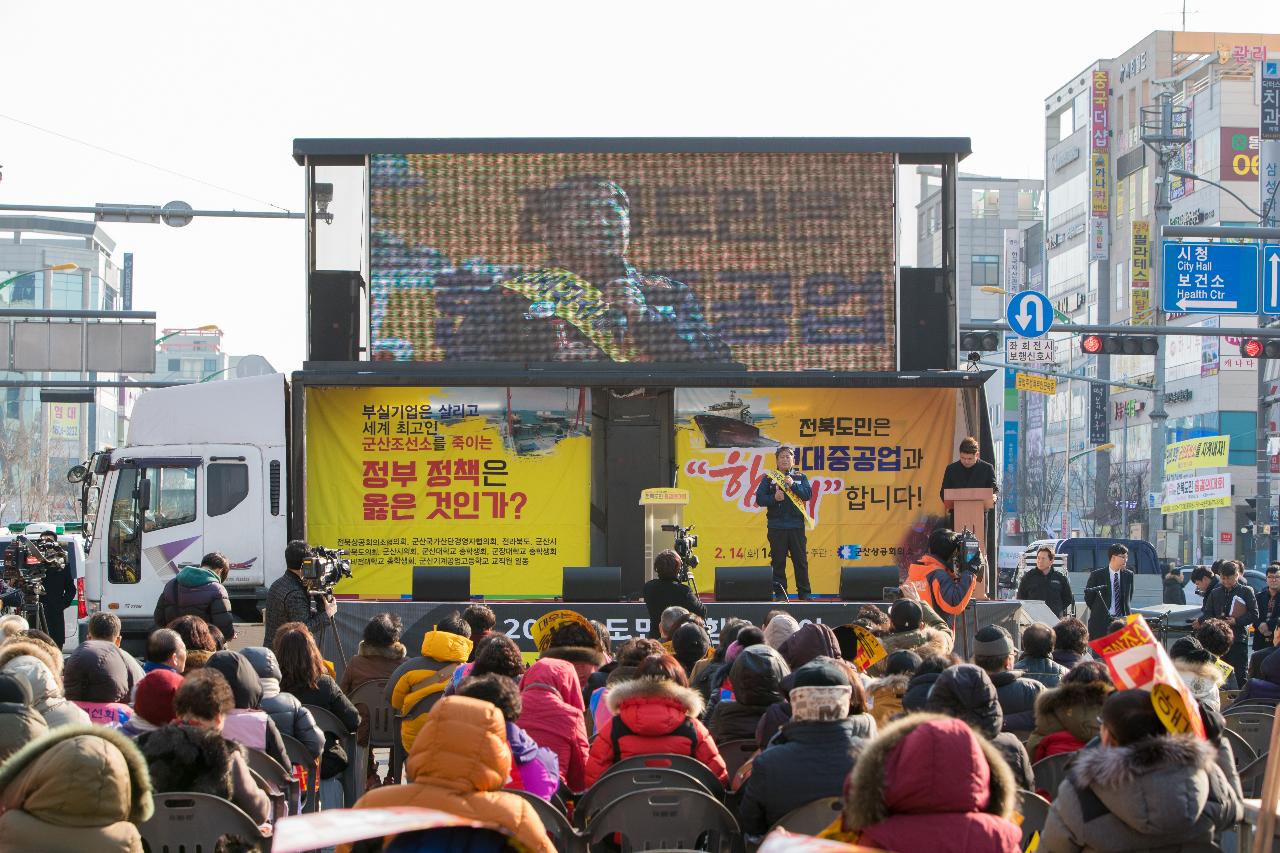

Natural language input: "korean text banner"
[369,151,896,371]
[675,387,955,593]
[1164,434,1229,473]
[305,386,590,597]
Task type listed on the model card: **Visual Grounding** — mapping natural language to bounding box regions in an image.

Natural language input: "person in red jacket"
[585,653,728,789]
[518,657,590,792]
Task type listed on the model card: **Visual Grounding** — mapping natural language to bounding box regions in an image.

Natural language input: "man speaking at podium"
[755,446,813,602]
[939,436,999,508]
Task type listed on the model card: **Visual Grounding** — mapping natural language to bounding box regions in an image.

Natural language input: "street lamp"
[155,324,220,345]
[0,263,78,294]
[1169,169,1268,219]
[198,367,233,383]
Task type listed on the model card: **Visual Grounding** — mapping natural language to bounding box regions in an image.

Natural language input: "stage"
[316,599,1056,677]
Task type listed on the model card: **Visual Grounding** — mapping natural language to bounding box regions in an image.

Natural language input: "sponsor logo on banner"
[1090,614,1206,738]
[305,386,591,597]
[676,387,955,592]
[1164,434,1230,473]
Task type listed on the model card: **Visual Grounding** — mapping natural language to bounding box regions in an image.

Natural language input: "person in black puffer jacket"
[701,626,765,722]
[972,625,1043,732]
[755,657,876,750]
[153,553,236,640]
[926,663,1035,791]
[738,658,872,837]
[708,644,789,744]
[902,653,952,712]
[276,623,359,801]
[241,646,324,761]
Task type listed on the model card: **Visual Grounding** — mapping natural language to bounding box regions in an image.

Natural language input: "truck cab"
[79,374,289,644]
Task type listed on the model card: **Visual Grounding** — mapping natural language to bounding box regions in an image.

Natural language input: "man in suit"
[1085,543,1134,641]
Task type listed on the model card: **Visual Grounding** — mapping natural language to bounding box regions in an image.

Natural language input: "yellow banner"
[1164,434,1230,473]
[1090,153,1110,216]
[1015,373,1056,395]
[675,387,956,594]
[47,402,80,441]
[305,386,591,597]
[851,624,887,672]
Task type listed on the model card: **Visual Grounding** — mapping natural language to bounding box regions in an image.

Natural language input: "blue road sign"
[1007,290,1053,338]
[1265,247,1280,315]
[1162,241,1259,314]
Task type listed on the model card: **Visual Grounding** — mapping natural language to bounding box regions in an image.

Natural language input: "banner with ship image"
[676,387,956,593]
[306,386,591,597]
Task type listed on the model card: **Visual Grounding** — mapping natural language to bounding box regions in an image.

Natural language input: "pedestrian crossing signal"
[1080,335,1158,356]
[960,332,1000,352]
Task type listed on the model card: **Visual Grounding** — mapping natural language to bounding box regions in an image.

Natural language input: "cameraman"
[263,539,336,647]
[642,549,706,639]
[25,525,75,649]
[905,528,983,630]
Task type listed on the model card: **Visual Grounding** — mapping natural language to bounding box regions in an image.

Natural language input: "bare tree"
[1020,464,1064,540]
[0,417,77,522]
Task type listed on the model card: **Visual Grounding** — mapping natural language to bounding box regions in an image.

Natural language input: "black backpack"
[610,713,698,764]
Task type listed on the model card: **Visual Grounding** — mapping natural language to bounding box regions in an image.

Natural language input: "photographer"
[9,525,75,649]
[642,550,706,640]
[905,528,982,630]
[263,540,336,648]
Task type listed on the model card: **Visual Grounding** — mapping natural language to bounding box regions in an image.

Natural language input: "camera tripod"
[19,586,49,636]
[310,593,348,667]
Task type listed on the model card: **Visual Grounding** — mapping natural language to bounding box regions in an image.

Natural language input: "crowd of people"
[0,542,1264,852]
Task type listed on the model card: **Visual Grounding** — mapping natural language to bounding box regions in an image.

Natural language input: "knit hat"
[791,656,852,690]
[884,650,922,677]
[972,625,1014,658]
[791,685,852,721]
[133,669,184,726]
[763,613,800,649]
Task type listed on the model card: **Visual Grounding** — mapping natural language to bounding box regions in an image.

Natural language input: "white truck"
[76,373,288,643]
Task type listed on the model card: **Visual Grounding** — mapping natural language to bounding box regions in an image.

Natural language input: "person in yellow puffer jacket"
[384,611,473,751]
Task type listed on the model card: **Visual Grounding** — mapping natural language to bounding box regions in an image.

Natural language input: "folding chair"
[508,789,587,853]
[1224,710,1275,762]
[573,767,708,830]
[771,797,842,837]
[1221,727,1257,772]
[348,679,396,797]
[1239,750,1270,798]
[281,734,320,814]
[139,792,266,853]
[602,753,725,798]
[716,738,758,781]
[246,747,300,815]
[304,702,359,808]
[1015,789,1051,852]
[245,766,288,824]
[588,788,739,853]
[1031,752,1074,801]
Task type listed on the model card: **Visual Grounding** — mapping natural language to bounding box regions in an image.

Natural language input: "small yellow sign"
[638,488,691,506]
[1016,373,1057,395]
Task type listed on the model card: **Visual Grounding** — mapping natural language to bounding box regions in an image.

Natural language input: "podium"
[639,488,690,584]
[944,487,995,601]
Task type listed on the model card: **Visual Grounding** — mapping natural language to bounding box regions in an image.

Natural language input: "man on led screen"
[451,176,730,363]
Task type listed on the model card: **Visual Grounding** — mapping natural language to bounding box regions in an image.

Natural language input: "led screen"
[370,150,896,370]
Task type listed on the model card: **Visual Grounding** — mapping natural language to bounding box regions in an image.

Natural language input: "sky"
[2,0,1276,374]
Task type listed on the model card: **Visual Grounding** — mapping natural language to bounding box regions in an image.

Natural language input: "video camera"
[953,528,985,576]
[300,544,352,594]
[661,523,698,581]
[3,533,66,596]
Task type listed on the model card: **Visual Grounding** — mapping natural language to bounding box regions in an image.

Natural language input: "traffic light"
[960,332,1000,352]
[1080,334,1158,356]
[1239,338,1280,358]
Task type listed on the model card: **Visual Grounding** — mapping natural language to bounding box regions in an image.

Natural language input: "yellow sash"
[497,267,637,362]
[764,469,816,530]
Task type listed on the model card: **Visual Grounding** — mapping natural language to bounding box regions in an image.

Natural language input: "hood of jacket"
[777,623,841,671]
[926,664,1003,738]
[137,722,236,799]
[728,645,790,708]
[842,713,1015,831]
[0,638,63,680]
[356,641,407,661]
[539,645,606,668]
[520,658,585,711]
[240,646,284,699]
[1175,659,1226,707]
[763,614,800,649]
[902,671,941,711]
[62,640,131,704]
[204,651,263,710]
[421,629,473,663]
[1067,734,1222,834]
[2,654,66,712]
[176,565,220,588]
[0,723,153,827]
[1033,680,1115,742]
[405,695,509,792]
[881,627,953,659]
[606,676,703,736]
[868,673,912,698]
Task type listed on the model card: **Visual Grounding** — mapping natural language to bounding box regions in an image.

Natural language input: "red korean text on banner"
[1088,614,1205,739]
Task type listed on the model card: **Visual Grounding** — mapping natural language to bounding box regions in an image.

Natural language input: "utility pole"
[1141,92,1191,549]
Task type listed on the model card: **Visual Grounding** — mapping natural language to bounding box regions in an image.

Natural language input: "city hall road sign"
[1007,290,1053,338]
[1162,241,1259,314]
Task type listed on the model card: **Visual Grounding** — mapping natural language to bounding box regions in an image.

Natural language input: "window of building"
[9,273,36,304]
[971,189,1001,217]
[1018,189,1043,217]
[4,388,19,421]
[51,271,81,310]
[1073,91,1090,132]
[1048,174,1087,227]
[971,255,1000,286]
[1141,166,1151,216]
[204,358,219,374]
[167,359,181,372]
[1047,244,1088,296]
[1115,261,1127,311]
[102,286,118,312]
[1116,175,1126,222]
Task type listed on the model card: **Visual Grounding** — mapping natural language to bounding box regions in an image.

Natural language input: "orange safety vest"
[906,554,977,617]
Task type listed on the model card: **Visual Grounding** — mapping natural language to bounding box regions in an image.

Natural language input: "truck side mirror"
[140,478,152,512]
